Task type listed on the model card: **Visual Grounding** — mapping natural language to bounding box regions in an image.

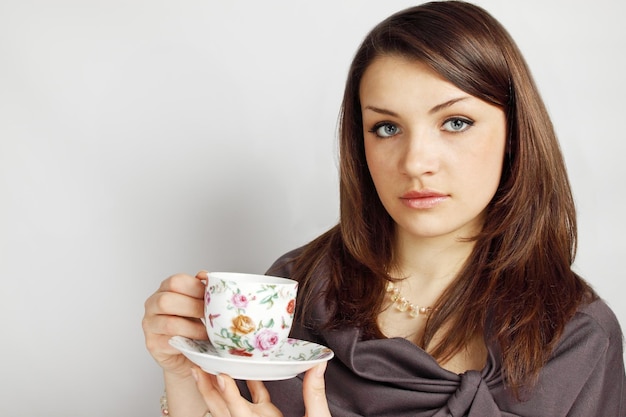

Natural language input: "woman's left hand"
[192,362,331,417]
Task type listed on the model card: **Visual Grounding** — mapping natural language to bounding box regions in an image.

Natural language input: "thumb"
[195,270,209,280]
[302,362,331,417]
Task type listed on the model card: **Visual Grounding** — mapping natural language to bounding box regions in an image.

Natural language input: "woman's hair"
[288,0,594,397]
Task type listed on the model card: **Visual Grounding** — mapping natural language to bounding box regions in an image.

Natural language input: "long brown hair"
[287,1,594,396]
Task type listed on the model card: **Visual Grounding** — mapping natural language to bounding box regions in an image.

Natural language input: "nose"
[399,128,439,177]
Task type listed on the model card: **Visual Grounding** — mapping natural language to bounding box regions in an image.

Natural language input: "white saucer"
[169,336,334,381]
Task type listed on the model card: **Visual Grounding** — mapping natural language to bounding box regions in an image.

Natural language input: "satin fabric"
[237,249,625,416]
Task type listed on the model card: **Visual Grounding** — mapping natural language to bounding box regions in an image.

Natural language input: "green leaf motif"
[257,318,275,330]
[215,328,255,353]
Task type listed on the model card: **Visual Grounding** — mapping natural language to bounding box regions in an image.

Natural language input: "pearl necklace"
[386,281,433,318]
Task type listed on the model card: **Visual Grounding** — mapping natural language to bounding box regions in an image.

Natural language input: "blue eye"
[442,117,473,132]
[370,122,401,138]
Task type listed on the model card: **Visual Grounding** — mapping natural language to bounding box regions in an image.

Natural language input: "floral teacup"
[205,272,298,359]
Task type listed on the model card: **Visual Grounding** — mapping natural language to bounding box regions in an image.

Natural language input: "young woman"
[143,2,626,416]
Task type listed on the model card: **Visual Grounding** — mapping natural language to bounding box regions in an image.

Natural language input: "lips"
[399,190,448,209]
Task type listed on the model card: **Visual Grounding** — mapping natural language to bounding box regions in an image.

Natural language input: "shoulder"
[572,297,624,344]
[554,297,625,360]
[264,229,338,281]
[264,245,307,278]
[264,244,333,282]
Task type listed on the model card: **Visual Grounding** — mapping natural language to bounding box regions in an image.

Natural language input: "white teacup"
[204,272,298,359]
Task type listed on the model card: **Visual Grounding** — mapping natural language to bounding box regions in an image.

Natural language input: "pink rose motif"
[254,328,279,351]
[231,293,249,309]
[205,291,211,305]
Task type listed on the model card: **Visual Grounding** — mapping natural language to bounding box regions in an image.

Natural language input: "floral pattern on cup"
[205,276,297,359]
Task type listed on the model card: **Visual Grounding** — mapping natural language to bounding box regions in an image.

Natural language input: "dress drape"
[237,249,626,416]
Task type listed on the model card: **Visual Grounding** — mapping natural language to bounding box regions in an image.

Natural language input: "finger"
[193,368,231,417]
[159,273,206,298]
[302,362,331,417]
[145,290,204,319]
[196,270,209,280]
[212,374,283,417]
[143,314,207,341]
[144,333,184,357]
[213,374,255,416]
[246,380,272,404]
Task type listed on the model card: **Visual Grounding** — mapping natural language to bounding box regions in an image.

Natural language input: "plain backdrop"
[1,1,624,415]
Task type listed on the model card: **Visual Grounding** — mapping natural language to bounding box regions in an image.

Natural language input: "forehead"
[359,55,466,105]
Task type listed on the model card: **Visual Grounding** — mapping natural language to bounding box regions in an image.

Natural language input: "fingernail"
[191,368,199,382]
[216,374,226,391]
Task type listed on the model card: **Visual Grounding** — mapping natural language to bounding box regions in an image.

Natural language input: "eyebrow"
[429,97,469,114]
[363,96,470,117]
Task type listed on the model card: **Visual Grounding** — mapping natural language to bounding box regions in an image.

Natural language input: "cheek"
[474,158,503,195]
[364,142,382,178]
[365,147,394,190]
[462,142,505,196]
[364,148,394,205]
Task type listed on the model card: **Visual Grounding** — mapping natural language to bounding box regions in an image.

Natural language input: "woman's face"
[360,55,506,243]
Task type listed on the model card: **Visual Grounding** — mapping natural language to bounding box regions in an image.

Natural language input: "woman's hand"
[142,270,208,377]
[193,362,332,417]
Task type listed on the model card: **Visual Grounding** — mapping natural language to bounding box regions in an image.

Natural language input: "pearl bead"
[385,281,433,318]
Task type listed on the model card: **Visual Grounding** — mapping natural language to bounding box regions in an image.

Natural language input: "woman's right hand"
[142,270,208,377]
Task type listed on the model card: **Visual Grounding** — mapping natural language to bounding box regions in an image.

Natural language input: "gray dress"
[239,249,626,416]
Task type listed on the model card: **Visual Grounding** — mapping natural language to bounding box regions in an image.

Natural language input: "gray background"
[1,1,624,415]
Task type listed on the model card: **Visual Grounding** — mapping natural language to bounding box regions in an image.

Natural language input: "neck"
[390,230,476,291]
